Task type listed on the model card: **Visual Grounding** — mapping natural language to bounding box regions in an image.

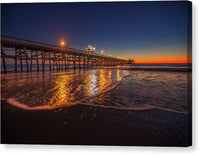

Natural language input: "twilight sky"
[1,1,191,63]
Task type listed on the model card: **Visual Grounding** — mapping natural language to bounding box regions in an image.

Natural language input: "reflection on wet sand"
[48,73,74,107]
[1,69,124,110]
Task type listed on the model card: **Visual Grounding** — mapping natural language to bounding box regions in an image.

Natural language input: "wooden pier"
[1,36,134,73]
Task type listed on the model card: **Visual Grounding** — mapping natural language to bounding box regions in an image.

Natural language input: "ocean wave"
[5,97,188,115]
[2,69,191,115]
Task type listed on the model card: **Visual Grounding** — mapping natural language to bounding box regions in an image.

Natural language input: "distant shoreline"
[92,66,192,72]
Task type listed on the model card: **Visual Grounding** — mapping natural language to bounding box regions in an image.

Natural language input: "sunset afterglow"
[2,2,191,64]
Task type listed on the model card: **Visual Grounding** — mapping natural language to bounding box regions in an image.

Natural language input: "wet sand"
[1,100,192,146]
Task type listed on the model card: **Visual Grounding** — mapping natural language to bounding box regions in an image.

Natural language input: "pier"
[1,36,134,73]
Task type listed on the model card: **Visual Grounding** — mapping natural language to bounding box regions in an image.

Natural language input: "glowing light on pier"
[60,40,65,47]
[101,50,104,54]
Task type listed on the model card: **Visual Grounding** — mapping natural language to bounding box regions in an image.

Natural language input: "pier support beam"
[15,48,17,72]
[49,52,51,71]
[79,56,81,68]
[42,51,45,72]
[36,51,39,72]
[83,58,85,68]
[2,57,6,73]
[20,49,23,72]
[73,56,76,69]
[64,55,67,70]
[1,46,7,74]
[68,55,70,68]
[87,58,89,68]
[30,50,33,72]
[24,48,29,72]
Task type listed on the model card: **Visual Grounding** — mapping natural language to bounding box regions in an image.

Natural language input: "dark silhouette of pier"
[1,36,134,73]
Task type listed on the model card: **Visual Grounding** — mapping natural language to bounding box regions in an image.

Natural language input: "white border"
[1,0,200,154]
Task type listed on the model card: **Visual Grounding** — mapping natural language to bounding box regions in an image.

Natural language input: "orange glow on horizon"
[135,57,192,64]
[119,46,192,64]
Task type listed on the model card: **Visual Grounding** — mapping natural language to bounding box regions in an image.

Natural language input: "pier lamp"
[101,50,104,54]
[60,40,65,47]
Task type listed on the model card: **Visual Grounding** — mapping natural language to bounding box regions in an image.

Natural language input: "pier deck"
[1,36,134,73]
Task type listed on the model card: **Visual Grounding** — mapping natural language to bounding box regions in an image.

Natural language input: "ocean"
[1,63,192,114]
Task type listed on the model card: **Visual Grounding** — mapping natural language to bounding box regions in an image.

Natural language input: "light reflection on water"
[1,69,125,107]
[1,69,191,114]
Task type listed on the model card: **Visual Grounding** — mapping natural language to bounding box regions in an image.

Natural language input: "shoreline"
[4,98,189,115]
[1,100,192,146]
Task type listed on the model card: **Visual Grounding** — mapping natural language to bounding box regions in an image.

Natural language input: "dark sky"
[1,1,191,63]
